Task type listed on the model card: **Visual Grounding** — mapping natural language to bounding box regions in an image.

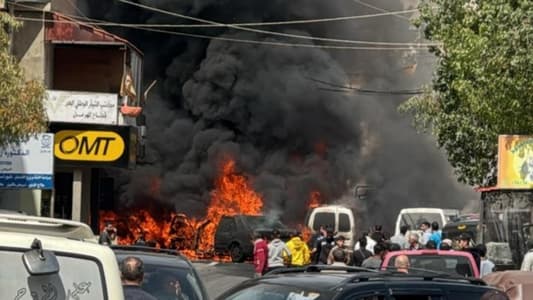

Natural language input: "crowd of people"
[252,222,499,278]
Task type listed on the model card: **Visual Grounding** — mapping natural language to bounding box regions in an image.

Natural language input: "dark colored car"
[113,246,209,300]
[214,215,296,262]
[442,218,479,242]
[216,266,500,300]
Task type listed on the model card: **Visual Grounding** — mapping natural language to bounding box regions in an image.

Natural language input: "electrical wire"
[307,76,424,95]
[7,0,418,28]
[117,0,439,47]
[353,0,411,21]
[15,16,423,51]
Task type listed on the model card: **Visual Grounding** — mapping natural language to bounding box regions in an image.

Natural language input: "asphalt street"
[193,261,255,299]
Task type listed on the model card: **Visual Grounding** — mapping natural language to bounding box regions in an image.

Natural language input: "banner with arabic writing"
[0,134,54,189]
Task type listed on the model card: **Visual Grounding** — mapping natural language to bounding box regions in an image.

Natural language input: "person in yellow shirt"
[286,232,311,267]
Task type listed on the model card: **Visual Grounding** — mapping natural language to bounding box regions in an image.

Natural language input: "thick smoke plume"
[87,0,476,230]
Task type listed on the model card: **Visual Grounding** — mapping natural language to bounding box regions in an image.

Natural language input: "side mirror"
[22,239,59,275]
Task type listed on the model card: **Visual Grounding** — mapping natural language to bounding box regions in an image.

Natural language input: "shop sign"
[45,90,118,125]
[54,130,125,162]
[50,123,136,169]
[497,135,533,189]
[0,134,54,189]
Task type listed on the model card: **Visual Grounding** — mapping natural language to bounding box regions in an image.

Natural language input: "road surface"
[193,261,255,299]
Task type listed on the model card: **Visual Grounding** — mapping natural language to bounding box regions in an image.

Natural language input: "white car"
[306,205,356,248]
[394,208,459,237]
[0,213,124,300]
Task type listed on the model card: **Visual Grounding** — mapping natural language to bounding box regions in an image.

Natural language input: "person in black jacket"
[121,256,157,300]
[352,236,373,267]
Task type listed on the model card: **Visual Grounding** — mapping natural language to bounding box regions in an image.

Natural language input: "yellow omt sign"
[497,135,533,189]
[54,130,125,162]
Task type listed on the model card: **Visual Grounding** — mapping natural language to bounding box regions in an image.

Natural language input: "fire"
[98,157,263,260]
[308,191,321,209]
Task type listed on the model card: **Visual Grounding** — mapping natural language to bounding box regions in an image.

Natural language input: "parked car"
[113,245,209,300]
[381,249,480,278]
[306,205,356,248]
[442,218,480,242]
[214,215,296,262]
[216,265,498,300]
[0,213,124,299]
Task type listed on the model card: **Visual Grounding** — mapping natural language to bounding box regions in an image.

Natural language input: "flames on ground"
[100,157,323,260]
[100,158,265,259]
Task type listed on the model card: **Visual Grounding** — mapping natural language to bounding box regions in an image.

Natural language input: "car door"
[334,285,387,300]
[215,217,235,252]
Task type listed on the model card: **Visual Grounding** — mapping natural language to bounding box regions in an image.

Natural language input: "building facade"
[0,0,146,231]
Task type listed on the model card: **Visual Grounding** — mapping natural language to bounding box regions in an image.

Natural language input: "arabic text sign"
[45,90,118,125]
[497,135,533,189]
[0,134,54,189]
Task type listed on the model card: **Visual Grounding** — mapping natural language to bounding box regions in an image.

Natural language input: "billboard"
[45,90,119,125]
[497,135,533,189]
[0,134,54,189]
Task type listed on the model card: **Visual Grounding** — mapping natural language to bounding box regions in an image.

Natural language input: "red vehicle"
[381,250,480,278]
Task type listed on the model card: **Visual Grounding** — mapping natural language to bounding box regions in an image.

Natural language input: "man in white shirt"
[521,241,533,271]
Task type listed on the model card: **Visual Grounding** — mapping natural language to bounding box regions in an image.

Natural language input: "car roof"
[385,250,475,258]
[113,247,193,269]
[256,272,362,291]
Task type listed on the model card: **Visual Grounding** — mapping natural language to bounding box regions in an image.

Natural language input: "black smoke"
[87,0,476,230]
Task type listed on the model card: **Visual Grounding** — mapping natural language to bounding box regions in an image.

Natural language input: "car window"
[224,283,327,300]
[142,265,205,300]
[391,296,443,300]
[339,213,351,232]
[244,216,285,229]
[0,249,105,299]
[388,255,474,277]
[219,219,236,232]
[312,213,335,231]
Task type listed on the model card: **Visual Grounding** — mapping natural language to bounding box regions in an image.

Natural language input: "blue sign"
[0,134,54,189]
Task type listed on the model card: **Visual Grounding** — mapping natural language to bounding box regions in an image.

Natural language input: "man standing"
[394,255,410,273]
[327,235,349,265]
[362,243,385,269]
[318,229,335,264]
[120,256,157,300]
[286,232,310,267]
[408,233,422,250]
[391,225,410,249]
[268,229,291,272]
[99,221,117,245]
[429,222,442,249]
[420,221,432,246]
[352,236,373,267]
[521,241,533,271]
[253,232,269,277]
[310,225,327,264]
[477,244,495,277]
[458,233,481,270]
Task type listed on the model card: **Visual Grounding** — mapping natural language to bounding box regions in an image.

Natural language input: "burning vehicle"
[214,215,296,262]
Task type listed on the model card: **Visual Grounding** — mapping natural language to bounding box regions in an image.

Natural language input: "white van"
[0,213,124,299]
[394,208,459,236]
[306,205,356,248]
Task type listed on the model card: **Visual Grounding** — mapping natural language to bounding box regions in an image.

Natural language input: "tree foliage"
[0,12,47,147]
[400,0,533,186]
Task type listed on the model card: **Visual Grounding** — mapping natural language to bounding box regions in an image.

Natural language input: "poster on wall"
[497,135,533,189]
[0,134,54,189]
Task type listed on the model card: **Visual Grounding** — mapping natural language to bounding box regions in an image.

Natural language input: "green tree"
[400,0,533,186]
[0,12,47,147]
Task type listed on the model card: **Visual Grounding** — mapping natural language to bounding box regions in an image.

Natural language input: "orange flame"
[98,157,263,260]
[308,191,321,209]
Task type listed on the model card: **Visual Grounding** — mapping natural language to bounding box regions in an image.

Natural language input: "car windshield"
[224,283,328,300]
[0,249,105,299]
[401,213,443,229]
[388,255,474,277]
[244,216,286,229]
[141,265,205,300]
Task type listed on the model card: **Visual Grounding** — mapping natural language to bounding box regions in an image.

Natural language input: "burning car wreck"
[214,215,296,262]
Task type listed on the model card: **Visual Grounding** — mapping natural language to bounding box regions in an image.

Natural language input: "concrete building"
[0,0,146,231]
